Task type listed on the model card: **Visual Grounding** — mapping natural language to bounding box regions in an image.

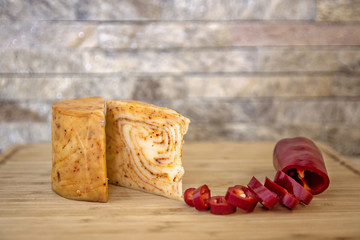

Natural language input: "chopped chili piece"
[208,196,236,215]
[193,184,211,211]
[273,137,330,195]
[264,177,299,210]
[274,170,313,205]
[248,176,278,210]
[225,185,258,212]
[184,188,196,207]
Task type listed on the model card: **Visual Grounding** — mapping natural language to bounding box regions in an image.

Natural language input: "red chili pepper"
[184,188,196,207]
[208,196,236,215]
[273,137,330,195]
[274,170,313,205]
[193,184,211,211]
[225,185,258,212]
[247,177,278,210]
[264,177,300,210]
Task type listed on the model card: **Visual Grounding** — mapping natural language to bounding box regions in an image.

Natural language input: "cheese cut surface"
[51,97,108,202]
[106,100,190,200]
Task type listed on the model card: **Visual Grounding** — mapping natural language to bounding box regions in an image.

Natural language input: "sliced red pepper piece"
[273,137,330,195]
[193,184,211,211]
[225,185,258,212]
[274,170,313,205]
[208,196,236,215]
[264,177,300,210]
[184,188,196,207]
[247,176,278,210]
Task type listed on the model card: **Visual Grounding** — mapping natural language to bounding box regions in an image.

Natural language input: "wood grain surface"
[0,142,359,240]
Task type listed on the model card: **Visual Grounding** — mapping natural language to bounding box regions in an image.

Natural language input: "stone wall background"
[0,0,359,156]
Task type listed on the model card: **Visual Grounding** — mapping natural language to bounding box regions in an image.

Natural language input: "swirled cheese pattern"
[106,100,190,200]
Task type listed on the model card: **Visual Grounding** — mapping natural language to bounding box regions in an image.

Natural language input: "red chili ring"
[225,185,258,212]
[184,188,196,207]
[274,170,313,205]
[208,196,236,215]
[248,176,278,210]
[193,184,211,211]
[264,177,299,210]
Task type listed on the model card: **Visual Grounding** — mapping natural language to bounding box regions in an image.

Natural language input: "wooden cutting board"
[1,142,359,240]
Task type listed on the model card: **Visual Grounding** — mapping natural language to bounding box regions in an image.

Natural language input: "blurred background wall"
[0,0,359,157]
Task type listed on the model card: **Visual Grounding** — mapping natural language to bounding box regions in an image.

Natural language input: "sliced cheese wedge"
[106,100,190,200]
[51,97,108,202]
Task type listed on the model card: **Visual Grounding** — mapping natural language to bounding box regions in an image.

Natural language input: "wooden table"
[1,142,359,240]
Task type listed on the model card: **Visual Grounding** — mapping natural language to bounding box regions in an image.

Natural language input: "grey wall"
[1,0,360,156]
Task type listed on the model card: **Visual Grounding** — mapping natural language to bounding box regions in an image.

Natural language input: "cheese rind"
[106,100,190,200]
[51,97,108,202]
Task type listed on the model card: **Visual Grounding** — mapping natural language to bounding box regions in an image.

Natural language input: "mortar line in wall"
[94,45,360,51]
[1,96,360,104]
[33,19,322,24]
[0,71,360,78]
[4,46,360,54]
[94,46,259,52]
[38,45,360,52]
[4,19,360,26]
[3,45,360,53]
[179,96,356,103]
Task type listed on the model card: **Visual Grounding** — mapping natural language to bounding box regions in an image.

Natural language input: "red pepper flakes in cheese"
[51,97,108,202]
